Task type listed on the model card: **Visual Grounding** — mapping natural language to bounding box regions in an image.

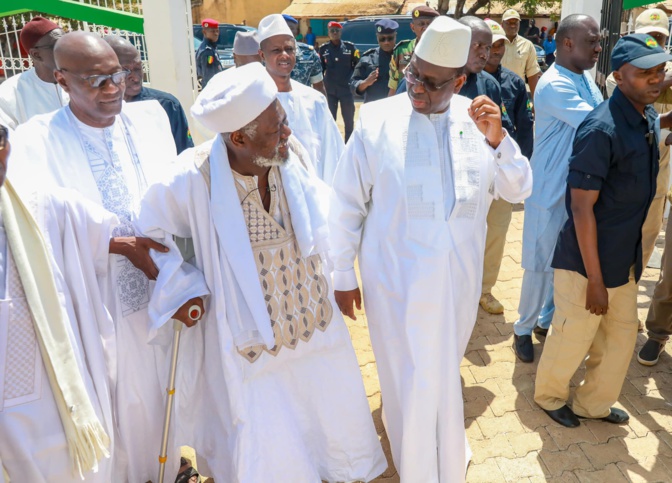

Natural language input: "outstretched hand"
[334,288,362,320]
[109,236,168,280]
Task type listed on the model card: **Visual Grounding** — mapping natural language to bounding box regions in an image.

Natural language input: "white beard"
[252,148,289,168]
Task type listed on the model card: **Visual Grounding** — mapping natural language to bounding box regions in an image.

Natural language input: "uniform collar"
[611,87,657,129]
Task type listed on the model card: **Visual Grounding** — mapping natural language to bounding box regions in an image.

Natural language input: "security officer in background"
[283,14,327,95]
[319,21,360,141]
[196,18,223,88]
[388,5,439,96]
[350,19,398,103]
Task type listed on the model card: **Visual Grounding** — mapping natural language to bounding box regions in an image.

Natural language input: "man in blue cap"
[350,19,398,103]
[534,33,672,429]
[284,14,326,95]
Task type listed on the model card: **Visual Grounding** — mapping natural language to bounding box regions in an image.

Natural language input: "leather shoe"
[579,407,629,424]
[542,405,580,428]
[514,334,534,363]
[533,326,549,338]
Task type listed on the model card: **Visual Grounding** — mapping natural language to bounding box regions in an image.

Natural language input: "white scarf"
[0,181,109,478]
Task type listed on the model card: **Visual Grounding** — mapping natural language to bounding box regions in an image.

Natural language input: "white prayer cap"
[257,14,294,44]
[233,31,260,55]
[485,19,507,43]
[191,62,278,133]
[413,16,471,69]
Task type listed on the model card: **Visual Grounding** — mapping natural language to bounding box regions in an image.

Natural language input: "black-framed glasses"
[59,68,130,88]
[328,28,341,33]
[405,68,458,92]
[378,35,396,42]
[0,126,8,150]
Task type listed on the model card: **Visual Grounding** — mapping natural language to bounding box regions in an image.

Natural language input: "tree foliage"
[437,0,562,19]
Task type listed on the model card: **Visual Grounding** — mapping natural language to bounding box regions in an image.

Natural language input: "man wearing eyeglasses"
[0,17,68,129]
[329,17,532,482]
[8,31,180,482]
[350,19,398,103]
[104,35,194,155]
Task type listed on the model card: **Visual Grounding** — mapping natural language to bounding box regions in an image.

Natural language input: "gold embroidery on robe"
[233,167,333,363]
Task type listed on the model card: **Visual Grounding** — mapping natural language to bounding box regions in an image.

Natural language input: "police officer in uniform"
[283,14,326,95]
[388,6,439,96]
[319,21,360,141]
[196,18,223,88]
[350,19,398,103]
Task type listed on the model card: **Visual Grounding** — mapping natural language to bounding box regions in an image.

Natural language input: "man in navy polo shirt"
[534,34,672,428]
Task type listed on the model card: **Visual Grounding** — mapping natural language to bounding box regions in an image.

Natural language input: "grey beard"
[252,149,289,168]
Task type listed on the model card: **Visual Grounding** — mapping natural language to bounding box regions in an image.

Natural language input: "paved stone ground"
[350,203,672,483]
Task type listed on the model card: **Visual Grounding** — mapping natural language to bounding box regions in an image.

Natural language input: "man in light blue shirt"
[514,14,604,363]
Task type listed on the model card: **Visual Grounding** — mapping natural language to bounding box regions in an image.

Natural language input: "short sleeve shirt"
[552,87,659,286]
[501,35,541,81]
[291,42,323,86]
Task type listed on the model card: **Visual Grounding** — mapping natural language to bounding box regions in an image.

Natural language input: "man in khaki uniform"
[501,9,542,97]
[612,9,672,366]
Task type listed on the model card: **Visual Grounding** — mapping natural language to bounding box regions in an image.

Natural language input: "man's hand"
[172,297,205,328]
[468,95,505,149]
[109,236,168,280]
[665,132,672,146]
[364,68,378,86]
[585,279,608,315]
[334,288,362,320]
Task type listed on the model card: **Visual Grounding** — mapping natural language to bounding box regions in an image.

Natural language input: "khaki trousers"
[481,198,513,294]
[641,139,669,266]
[534,269,638,419]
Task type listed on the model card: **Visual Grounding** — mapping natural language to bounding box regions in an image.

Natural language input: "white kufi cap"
[257,14,294,43]
[414,16,471,69]
[191,62,278,133]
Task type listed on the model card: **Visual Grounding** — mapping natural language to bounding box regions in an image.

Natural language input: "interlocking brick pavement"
[350,203,672,483]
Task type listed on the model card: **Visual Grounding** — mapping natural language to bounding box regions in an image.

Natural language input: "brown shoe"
[479,293,504,314]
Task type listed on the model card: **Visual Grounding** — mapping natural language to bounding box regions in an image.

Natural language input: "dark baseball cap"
[611,33,672,71]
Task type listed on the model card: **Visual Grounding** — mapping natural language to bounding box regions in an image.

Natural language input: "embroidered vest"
[193,149,333,364]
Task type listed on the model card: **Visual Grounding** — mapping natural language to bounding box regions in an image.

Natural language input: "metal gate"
[595,0,622,96]
[0,1,148,82]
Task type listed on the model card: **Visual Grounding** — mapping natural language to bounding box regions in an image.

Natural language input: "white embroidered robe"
[277,80,344,183]
[0,188,117,482]
[329,93,533,483]
[135,138,387,482]
[7,101,180,482]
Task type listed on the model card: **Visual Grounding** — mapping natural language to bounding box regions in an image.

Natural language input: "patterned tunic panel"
[233,167,333,363]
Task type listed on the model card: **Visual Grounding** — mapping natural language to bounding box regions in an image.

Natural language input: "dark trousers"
[545,53,555,67]
[326,85,355,142]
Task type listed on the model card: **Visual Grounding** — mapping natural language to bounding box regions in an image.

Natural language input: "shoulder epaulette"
[361,47,377,56]
[394,39,412,50]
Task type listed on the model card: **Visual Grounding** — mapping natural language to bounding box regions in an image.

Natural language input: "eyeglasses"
[58,68,130,88]
[378,35,396,42]
[32,43,56,50]
[0,126,7,150]
[328,28,341,33]
[405,68,458,92]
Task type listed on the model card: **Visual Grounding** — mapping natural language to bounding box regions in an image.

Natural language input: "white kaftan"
[135,138,387,482]
[329,94,533,482]
[0,69,68,129]
[8,101,180,482]
[277,80,344,183]
[0,187,117,482]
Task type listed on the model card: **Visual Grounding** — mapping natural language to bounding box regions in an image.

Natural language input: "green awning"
[623,0,656,9]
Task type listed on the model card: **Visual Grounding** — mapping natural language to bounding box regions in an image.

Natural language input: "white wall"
[142,0,208,143]
[561,0,602,24]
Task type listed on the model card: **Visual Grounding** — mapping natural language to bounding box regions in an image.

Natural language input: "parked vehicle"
[193,23,256,70]
[534,43,548,71]
[341,15,415,53]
